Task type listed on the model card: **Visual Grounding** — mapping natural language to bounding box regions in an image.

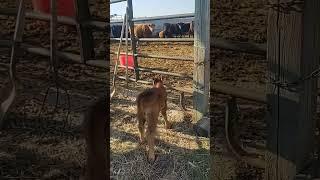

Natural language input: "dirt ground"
[0,0,107,179]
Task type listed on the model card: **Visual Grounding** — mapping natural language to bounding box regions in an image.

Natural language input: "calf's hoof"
[147,154,156,163]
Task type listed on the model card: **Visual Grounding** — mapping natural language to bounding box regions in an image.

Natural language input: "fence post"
[193,0,210,122]
[265,0,320,179]
[75,0,95,64]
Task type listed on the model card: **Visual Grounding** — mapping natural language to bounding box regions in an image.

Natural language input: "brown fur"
[131,24,155,38]
[136,77,172,162]
[81,97,108,180]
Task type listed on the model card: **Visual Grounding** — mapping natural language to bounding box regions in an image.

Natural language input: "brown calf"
[81,97,108,180]
[159,30,165,38]
[136,77,172,162]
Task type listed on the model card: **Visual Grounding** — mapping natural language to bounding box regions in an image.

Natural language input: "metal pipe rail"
[0,8,106,30]
[111,52,193,61]
[113,65,192,79]
[137,67,192,79]
[110,0,127,4]
[116,75,193,93]
[111,38,194,42]
[111,13,194,23]
[111,37,267,55]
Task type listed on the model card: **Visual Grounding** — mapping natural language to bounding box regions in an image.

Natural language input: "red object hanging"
[31,0,76,17]
[119,54,135,69]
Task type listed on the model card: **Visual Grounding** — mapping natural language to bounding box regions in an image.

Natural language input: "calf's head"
[152,76,164,88]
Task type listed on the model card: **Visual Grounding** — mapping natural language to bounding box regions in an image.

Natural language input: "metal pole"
[112,13,127,88]
[125,7,129,89]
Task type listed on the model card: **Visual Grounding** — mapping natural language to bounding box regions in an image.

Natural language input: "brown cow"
[80,97,108,180]
[136,77,172,162]
[131,24,155,38]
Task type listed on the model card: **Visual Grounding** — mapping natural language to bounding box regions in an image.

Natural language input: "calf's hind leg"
[146,112,158,162]
[137,111,146,144]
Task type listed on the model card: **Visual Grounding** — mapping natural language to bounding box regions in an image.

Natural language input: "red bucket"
[32,0,76,17]
[119,54,134,69]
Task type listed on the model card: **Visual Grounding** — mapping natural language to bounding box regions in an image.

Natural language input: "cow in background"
[177,22,190,37]
[111,24,132,38]
[110,25,122,38]
[188,21,194,38]
[129,24,155,45]
[162,23,181,38]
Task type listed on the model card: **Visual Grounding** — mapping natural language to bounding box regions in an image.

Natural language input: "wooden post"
[193,0,210,122]
[265,0,320,179]
[127,0,139,81]
[75,0,95,63]
[50,0,58,71]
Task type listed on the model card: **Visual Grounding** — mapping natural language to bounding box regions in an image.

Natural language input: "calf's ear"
[152,77,156,85]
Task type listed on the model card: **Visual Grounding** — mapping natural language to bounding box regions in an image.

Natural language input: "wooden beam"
[193,0,210,122]
[50,0,58,71]
[86,60,107,68]
[213,38,266,56]
[74,0,95,63]
[265,0,320,179]
[213,82,265,103]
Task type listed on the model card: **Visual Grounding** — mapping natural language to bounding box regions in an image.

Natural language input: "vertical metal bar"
[74,0,94,63]
[112,13,127,88]
[50,0,58,72]
[125,7,129,88]
[127,0,139,81]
